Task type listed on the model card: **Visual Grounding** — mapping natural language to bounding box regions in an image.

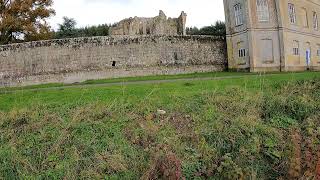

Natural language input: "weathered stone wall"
[0,35,226,87]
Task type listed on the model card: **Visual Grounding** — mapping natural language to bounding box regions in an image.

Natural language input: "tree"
[76,24,110,37]
[186,26,199,35]
[55,16,77,38]
[54,17,111,39]
[0,0,55,44]
[186,21,226,39]
[212,21,226,38]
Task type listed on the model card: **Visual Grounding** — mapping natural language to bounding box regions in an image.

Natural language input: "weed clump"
[142,153,183,180]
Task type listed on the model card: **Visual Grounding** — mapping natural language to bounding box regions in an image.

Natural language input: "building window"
[288,3,296,24]
[239,49,246,57]
[257,0,269,22]
[293,41,299,55]
[313,12,318,30]
[317,45,320,56]
[302,8,309,27]
[234,3,243,26]
[293,48,299,55]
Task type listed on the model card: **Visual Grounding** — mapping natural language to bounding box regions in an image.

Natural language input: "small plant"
[143,153,183,180]
[183,82,194,87]
[217,154,243,180]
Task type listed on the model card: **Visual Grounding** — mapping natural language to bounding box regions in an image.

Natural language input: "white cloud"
[48,0,225,30]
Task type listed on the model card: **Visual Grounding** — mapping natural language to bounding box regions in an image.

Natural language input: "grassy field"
[1,71,320,179]
[0,71,254,92]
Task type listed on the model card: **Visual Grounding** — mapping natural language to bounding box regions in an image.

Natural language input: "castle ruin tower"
[109,10,188,36]
[178,11,187,36]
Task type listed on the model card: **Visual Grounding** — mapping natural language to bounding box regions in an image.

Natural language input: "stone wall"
[0,35,226,87]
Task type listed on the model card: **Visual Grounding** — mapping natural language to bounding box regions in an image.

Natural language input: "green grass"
[0,71,254,92]
[81,71,254,84]
[0,71,320,179]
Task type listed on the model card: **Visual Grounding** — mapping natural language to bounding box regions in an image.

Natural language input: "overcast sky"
[48,0,225,30]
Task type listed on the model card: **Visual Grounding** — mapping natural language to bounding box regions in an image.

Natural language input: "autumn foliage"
[0,0,55,44]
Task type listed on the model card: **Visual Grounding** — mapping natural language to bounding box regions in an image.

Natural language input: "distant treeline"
[186,21,226,38]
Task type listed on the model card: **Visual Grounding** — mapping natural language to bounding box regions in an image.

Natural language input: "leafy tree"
[55,16,77,38]
[211,21,226,37]
[76,24,110,37]
[186,27,200,35]
[54,17,111,39]
[186,21,226,38]
[0,0,55,44]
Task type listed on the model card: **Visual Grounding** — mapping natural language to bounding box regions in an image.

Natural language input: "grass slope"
[0,72,320,179]
[0,71,253,92]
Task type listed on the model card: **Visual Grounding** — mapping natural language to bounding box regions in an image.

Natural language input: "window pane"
[288,4,296,24]
[234,4,243,26]
[257,0,269,22]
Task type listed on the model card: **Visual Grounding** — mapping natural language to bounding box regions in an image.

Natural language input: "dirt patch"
[142,152,183,180]
[316,149,320,179]
[288,129,302,179]
[124,114,159,149]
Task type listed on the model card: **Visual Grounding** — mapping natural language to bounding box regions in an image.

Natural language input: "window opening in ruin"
[112,61,116,67]
[257,0,269,22]
[174,52,179,61]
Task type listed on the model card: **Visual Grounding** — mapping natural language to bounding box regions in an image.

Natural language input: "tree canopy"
[0,0,55,44]
[54,16,111,39]
[55,17,77,38]
[186,21,226,38]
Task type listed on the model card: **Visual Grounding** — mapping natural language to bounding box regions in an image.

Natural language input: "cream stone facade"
[224,0,320,72]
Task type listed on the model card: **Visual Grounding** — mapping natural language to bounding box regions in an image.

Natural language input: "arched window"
[237,41,246,58]
[313,12,318,30]
[302,8,309,27]
[317,44,320,57]
[288,3,296,24]
[234,3,243,26]
[293,40,299,55]
[257,0,269,22]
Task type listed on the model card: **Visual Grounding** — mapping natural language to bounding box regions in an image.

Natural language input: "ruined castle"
[110,10,187,36]
[0,10,227,87]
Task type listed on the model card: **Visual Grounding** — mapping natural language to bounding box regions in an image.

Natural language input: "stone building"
[109,10,187,36]
[224,0,320,72]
